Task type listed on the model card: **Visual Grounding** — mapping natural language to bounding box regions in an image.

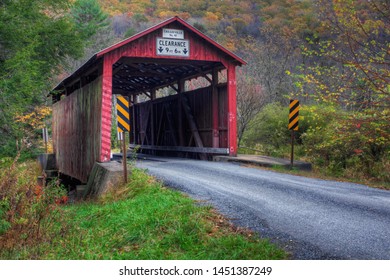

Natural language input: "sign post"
[122,132,127,183]
[116,95,130,183]
[42,127,49,153]
[288,100,300,168]
[290,130,295,168]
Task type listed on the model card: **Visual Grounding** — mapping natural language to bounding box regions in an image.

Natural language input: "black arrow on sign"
[183,48,188,54]
[158,47,164,53]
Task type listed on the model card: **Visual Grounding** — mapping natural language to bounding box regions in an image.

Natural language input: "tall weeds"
[0,155,67,259]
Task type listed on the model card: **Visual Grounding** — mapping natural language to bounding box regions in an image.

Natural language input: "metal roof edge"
[52,54,98,92]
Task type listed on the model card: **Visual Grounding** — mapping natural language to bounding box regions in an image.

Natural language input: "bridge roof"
[97,16,246,64]
[53,16,245,96]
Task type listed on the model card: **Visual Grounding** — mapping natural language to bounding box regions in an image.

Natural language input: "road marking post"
[116,95,130,183]
[288,100,300,168]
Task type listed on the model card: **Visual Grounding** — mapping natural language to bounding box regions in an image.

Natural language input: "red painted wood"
[97,17,246,65]
[100,55,113,162]
[227,64,237,156]
[212,69,219,148]
[93,18,244,159]
[95,22,241,67]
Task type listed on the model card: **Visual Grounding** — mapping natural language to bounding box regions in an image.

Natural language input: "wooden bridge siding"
[52,77,103,183]
[186,87,213,147]
[98,22,226,63]
[158,98,179,146]
[129,85,228,154]
[218,85,228,148]
[98,20,239,156]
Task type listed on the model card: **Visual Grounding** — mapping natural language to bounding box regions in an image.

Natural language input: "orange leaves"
[204,11,219,23]
[354,149,363,155]
[33,185,68,205]
[34,186,44,199]
[55,196,69,205]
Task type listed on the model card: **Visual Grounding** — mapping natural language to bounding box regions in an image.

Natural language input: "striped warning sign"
[116,95,130,132]
[288,99,299,131]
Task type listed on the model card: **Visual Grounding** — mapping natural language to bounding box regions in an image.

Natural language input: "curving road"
[135,156,390,259]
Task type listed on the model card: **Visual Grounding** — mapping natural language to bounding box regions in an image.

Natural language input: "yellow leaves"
[15,106,52,129]
[225,40,237,52]
[204,11,219,22]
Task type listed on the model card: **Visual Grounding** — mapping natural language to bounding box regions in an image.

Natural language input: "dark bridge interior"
[111,57,229,159]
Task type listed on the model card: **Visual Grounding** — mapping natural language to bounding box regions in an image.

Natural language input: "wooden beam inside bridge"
[130,144,229,155]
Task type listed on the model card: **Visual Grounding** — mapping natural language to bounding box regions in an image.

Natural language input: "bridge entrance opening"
[112,58,229,159]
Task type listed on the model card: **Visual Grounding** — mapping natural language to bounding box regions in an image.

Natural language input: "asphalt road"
[135,156,390,260]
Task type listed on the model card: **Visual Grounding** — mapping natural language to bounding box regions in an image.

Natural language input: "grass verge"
[1,162,287,260]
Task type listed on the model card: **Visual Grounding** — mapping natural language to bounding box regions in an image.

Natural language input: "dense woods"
[0,0,389,182]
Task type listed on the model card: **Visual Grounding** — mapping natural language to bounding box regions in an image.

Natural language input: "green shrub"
[241,102,389,182]
[241,102,335,158]
[0,139,18,159]
[0,200,11,235]
[302,108,390,181]
[242,103,290,156]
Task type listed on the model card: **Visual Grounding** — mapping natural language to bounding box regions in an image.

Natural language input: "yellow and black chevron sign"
[116,95,130,132]
[288,99,299,131]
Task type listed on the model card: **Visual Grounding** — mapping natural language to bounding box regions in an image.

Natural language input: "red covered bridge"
[51,17,245,183]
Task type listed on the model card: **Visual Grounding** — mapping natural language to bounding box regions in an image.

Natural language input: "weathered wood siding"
[52,77,103,183]
[130,84,228,155]
[218,85,228,148]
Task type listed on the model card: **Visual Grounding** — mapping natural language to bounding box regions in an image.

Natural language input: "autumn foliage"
[0,156,67,254]
[13,106,53,155]
[0,0,388,184]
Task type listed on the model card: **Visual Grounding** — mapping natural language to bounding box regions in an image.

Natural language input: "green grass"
[2,167,287,260]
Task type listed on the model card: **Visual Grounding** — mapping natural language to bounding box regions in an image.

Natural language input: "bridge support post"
[150,89,156,155]
[100,55,113,162]
[212,68,219,148]
[227,64,237,156]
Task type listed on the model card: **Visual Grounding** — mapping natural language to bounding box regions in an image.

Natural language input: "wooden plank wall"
[130,84,228,156]
[186,86,213,147]
[218,85,228,148]
[52,77,103,183]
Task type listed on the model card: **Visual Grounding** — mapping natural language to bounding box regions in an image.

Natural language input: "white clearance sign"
[163,28,184,39]
[156,38,190,57]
